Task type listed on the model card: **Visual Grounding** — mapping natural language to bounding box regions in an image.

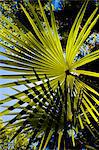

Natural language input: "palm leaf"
[0,0,99,149]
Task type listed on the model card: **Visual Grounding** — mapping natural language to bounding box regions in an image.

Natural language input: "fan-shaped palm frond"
[0,0,99,149]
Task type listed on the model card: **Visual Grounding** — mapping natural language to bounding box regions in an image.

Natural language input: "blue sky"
[0,46,28,122]
[0,46,23,121]
[0,47,16,99]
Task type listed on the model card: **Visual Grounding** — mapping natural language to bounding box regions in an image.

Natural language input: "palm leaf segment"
[0,0,99,149]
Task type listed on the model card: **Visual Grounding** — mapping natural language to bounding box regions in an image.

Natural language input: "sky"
[0,46,27,121]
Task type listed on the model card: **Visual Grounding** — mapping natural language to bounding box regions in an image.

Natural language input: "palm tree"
[0,0,99,149]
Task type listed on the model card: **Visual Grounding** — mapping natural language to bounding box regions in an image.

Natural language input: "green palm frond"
[0,0,99,149]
